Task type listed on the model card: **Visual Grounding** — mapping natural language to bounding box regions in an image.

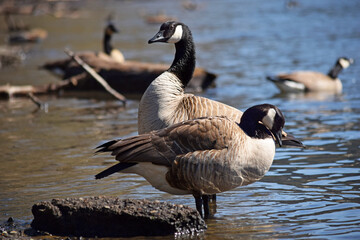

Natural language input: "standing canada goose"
[266,57,354,93]
[138,21,303,214]
[102,22,125,63]
[138,21,302,145]
[96,104,299,218]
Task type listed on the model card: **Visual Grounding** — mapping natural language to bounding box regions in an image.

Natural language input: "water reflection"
[273,91,345,102]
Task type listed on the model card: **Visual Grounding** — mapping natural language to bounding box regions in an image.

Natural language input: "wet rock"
[0,218,29,240]
[31,196,206,237]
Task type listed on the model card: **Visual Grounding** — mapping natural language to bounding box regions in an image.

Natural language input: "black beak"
[106,27,118,35]
[282,133,305,148]
[148,30,166,44]
[274,130,283,147]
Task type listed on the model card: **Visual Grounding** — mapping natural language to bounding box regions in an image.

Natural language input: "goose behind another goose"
[96,104,298,218]
[266,57,354,93]
[138,21,303,146]
[102,22,125,63]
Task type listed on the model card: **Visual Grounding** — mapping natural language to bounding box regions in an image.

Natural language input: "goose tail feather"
[95,162,137,179]
[266,75,281,83]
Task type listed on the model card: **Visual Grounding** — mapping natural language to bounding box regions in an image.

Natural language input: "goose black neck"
[168,31,196,88]
[327,62,343,79]
[103,33,112,55]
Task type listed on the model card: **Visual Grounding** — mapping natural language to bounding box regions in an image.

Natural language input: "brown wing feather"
[97,134,172,166]
[166,120,247,194]
[99,117,237,168]
[167,149,247,194]
[171,94,243,125]
[159,116,234,152]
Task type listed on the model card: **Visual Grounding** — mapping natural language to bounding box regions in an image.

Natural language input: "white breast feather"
[234,137,275,184]
[138,71,184,134]
[247,137,275,173]
[122,162,190,195]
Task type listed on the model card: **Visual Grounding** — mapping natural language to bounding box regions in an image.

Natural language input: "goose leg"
[194,194,212,219]
[211,194,216,203]
[202,195,210,219]
[194,195,204,218]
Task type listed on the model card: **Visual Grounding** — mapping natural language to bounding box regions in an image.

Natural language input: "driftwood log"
[0,80,74,98]
[0,50,127,106]
[41,51,217,97]
[31,197,206,238]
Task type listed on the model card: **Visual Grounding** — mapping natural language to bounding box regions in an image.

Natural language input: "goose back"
[276,71,342,92]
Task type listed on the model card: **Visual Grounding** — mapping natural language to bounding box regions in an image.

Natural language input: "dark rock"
[31,196,206,237]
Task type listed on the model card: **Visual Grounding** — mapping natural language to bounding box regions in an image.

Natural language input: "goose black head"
[240,104,285,146]
[105,23,118,35]
[328,57,354,79]
[337,57,354,69]
[148,21,185,44]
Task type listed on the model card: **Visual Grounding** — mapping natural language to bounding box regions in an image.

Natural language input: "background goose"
[101,22,125,63]
[137,21,303,216]
[96,104,298,218]
[266,57,354,93]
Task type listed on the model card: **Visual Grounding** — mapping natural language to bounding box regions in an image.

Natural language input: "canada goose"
[8,28,48,44]
[102,23,125,63]
[138,21,302,147]
[138,21,303,214]
[266,57,354,93]
[96,104,298,218]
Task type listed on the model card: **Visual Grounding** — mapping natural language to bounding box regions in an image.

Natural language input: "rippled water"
[1,0,360,239]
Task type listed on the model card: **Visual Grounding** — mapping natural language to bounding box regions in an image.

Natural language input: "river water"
[1,0,359,239]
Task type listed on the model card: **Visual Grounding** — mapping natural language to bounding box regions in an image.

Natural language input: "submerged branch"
[64,48,127,106]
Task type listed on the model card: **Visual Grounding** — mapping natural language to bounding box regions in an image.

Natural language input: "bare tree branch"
[64,48,126,106]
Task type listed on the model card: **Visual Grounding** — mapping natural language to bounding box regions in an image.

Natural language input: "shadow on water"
[1,0,360,239]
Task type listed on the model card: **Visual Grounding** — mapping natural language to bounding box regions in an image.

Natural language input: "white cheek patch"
[339,58,351,69]
[167,25,183,43]
[262,108,276,129]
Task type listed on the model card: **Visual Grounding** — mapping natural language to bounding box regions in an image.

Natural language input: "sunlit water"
[1,0,359,239]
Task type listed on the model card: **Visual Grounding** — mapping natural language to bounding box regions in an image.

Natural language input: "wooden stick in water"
[28,92,48,112]
[64,48,127,105]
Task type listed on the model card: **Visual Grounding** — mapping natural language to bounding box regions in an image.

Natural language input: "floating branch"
[28,92,48,112]
[0,79,75,99]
